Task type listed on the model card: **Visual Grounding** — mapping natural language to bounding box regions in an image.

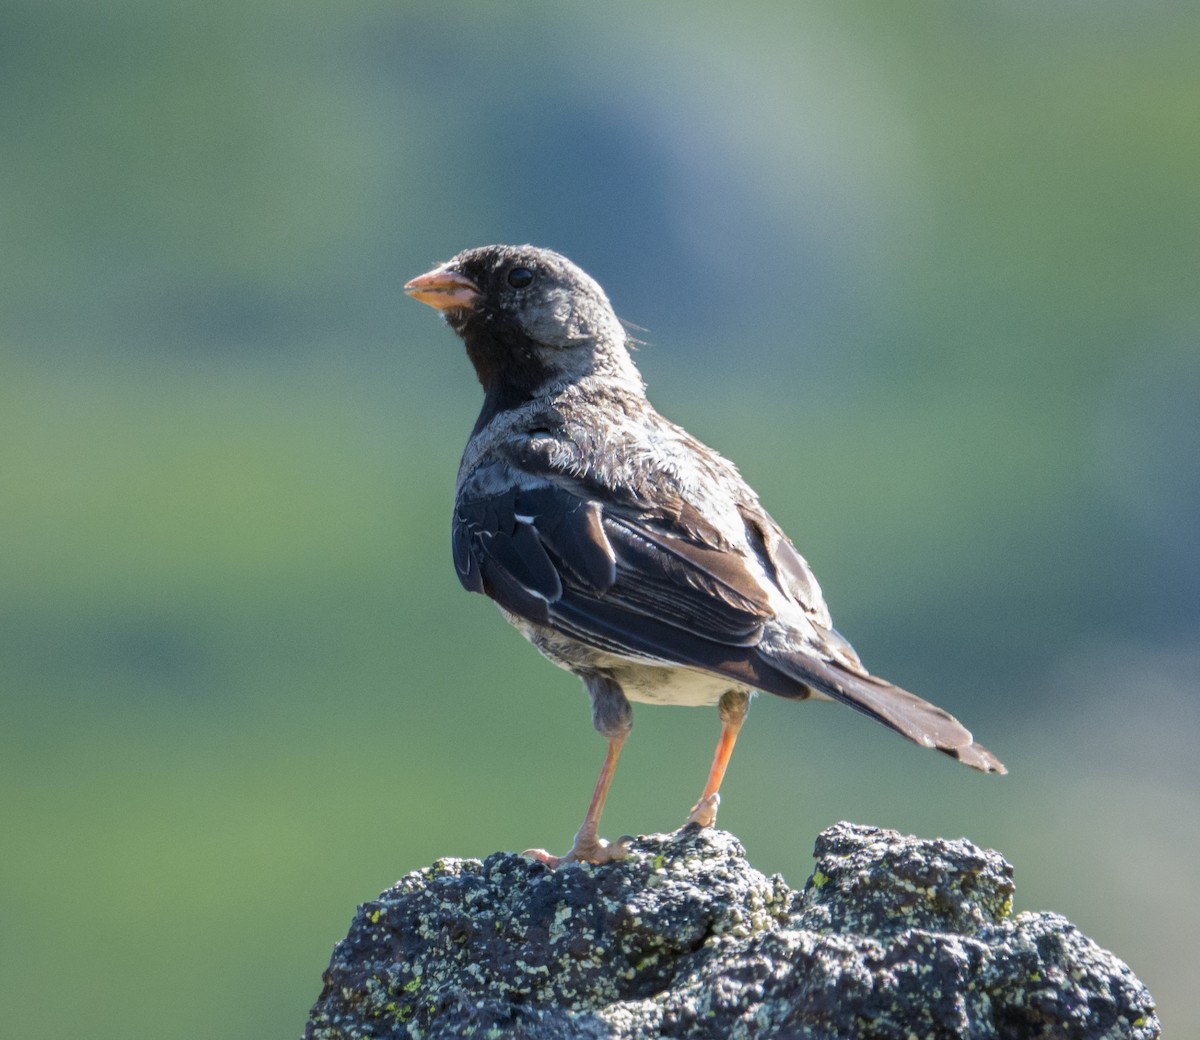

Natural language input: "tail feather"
[758,648,1007,774]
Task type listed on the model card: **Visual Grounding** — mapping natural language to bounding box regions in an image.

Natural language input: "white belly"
[608,660,745,707]
[503,607,747,707]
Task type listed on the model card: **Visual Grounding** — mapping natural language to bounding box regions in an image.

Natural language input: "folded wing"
[453,464,1004,773]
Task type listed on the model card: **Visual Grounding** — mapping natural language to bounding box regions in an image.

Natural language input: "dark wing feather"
[452,513,482,594]
[453,478,773,657]
[600,514,770,643]
[510,489,616,591]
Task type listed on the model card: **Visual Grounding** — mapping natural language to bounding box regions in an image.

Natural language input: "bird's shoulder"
[461,389,722,528]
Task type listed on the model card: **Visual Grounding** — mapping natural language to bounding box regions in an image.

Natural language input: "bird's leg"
[524,675,633,867]
[562,730,628,862]
[685,690,750,829]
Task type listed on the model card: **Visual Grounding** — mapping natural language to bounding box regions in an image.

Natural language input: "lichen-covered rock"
[305,823,1159,1040]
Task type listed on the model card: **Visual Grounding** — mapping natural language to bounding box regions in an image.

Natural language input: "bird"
[405,244,1005,866]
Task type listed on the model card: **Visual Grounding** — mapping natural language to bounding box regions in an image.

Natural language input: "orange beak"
[404,266,481,312]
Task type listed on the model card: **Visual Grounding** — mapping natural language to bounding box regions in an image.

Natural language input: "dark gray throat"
[458,320,557,433]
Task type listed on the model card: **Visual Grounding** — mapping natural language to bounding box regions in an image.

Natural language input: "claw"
[685,792,721,829]
[522,834,632,868]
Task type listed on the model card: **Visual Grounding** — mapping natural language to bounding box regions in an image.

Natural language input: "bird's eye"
[507,267,535,289]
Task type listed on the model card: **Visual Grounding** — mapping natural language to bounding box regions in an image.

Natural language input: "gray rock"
[305,822,1159,1039]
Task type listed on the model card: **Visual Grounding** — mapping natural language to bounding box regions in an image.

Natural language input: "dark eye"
[506,266,534,289]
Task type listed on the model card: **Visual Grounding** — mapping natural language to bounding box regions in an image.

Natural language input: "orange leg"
[686,691,749,828]
[524,730,631,867]
[524,675,634,867]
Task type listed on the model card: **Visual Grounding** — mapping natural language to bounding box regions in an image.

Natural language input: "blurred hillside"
[2,2,1197,1037]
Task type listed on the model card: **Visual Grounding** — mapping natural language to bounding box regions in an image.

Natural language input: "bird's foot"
[684,792,720,829]
[522,833,632,869]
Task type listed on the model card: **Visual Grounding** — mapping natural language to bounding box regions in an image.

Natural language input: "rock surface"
[305,822,1159,1039]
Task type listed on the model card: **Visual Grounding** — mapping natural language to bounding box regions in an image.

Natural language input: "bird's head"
[406,245,643,413]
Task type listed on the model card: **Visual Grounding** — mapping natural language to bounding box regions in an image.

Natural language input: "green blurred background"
[3,1,1197,1035]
